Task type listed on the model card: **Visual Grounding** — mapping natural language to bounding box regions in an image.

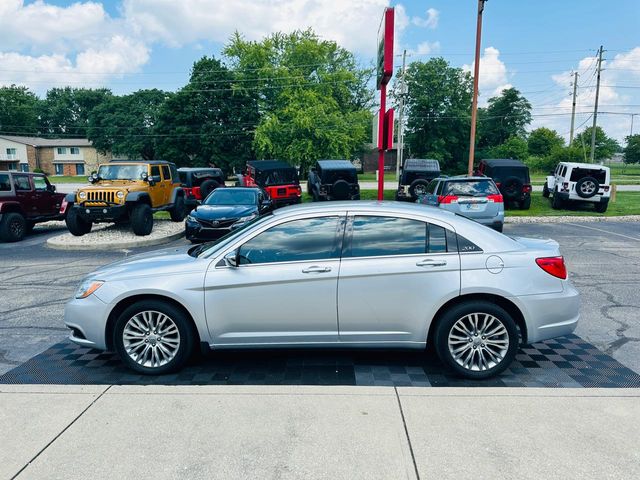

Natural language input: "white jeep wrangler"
[543,162,611,213]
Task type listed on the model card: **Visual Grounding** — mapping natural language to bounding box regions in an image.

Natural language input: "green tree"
[224,29,373,172]
[0,85,41,135]
[88,89,171,160]
[155,56,259,173]
[548,145,585,165]
[624,134,640,164]
[402,58,473,172]
[484,136,529,160]
[478,88,532,148]
[40,87,112,137]
[574,126,621,161]
[527,127,564,156]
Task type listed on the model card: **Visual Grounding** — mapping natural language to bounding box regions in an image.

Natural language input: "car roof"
[317,160,356,171]
[403,159,440,171]
[178,167,223,172]
[247,160,296,171]
[106,160,175,166]
[212,187,259,192]
[558,162,610,169]
[435,175,493,181]
[480,158,526,167]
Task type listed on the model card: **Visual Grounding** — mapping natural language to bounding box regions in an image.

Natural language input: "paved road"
[1,220,639,375]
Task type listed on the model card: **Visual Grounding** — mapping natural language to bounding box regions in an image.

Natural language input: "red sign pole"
[376,7,394,201]
[377,84,386,200]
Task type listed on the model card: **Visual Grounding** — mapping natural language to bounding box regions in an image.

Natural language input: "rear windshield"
[489,166,530,183]
[444,180,499,196]
[178,172,188,184]
[256,169,299,186]
[570,167,607,184]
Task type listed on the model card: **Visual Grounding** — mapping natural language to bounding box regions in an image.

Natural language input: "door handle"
[416,259,447,267]
[302,266,332,274]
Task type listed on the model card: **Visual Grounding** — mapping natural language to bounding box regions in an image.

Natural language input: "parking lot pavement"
[0,220,639,377]
[1,385,638,480]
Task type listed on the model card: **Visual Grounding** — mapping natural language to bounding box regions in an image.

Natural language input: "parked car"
[543,162,611,212]
[395,158,441,201]
[64,160,186,237]
[65,201,579,379]
[307,160,360,201]
[417,176,504,232]
[185,187,272,243]
[475,158,532,209]
[240,160,301,207]
[178,167,225,209]
[0,172,66,242]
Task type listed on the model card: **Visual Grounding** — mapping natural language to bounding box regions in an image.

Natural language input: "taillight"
[604,186,610,192]
[522,185,532,193]
[536,256,567,279]
[487,194,503,203]
[60,197,68,214]
[438,195,458,204]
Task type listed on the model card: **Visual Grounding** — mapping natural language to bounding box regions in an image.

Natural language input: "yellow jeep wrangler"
[64,161,186,236]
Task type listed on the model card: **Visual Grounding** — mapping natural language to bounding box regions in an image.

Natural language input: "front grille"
[198,218,236,228]
[87,191,116,203]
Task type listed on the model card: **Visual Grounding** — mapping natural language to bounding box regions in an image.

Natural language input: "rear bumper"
[513,282,580,344]
[272,197,301,207]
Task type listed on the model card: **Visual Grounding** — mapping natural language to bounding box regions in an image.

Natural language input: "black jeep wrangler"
[395,159,441,201]
[307,160,360,201]
[475,158,532,209]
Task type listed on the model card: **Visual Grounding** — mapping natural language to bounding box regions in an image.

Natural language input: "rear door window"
[0,174,11,191]
[14,175,31,191]
[161,165,171,181]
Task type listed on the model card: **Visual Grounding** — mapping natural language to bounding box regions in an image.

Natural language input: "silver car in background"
[65,202,579,379]
[418,176,505,232]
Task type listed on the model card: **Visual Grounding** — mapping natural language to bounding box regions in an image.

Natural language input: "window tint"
[151,166,160,177]
[348,216,426,257]
[33,176,47,191]
[239,216,341,265]
[457,234,483,253]
[170,164,179,183]
[428,224,447,253]
[435,181,444,195]
[443,180,499,196]
[0,174,10,191]
[161,165,171,181]
[14,175,31,191]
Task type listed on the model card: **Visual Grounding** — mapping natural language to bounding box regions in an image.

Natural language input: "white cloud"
[408,41,440,56]
[412,8,439,29]
[463,46,512,102]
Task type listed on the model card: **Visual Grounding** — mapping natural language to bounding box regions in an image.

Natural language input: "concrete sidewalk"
[1,386,638,480]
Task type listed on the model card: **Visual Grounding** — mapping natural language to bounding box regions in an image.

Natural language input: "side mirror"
[260,199,272,210]
[48,184,56,193]
[223,251,239,268]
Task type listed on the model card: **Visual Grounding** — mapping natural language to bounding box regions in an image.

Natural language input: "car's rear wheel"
[114,300,196,375]
[594,200,608,213]
[575,176,599,199]
[332,180,350,200]
[542,182,550,198]
[0,212,26,242]
[199,179,219,200]
[434,301,519,379]
[520,196,531,210]
[408,179,429,199]
[130,203,153,236]
[551,190,564,210]
[65,208,92,236]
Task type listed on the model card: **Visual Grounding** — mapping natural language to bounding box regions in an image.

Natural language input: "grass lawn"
[49,175,89,183]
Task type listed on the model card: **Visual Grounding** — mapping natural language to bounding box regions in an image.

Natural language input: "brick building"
[0,136,111,176]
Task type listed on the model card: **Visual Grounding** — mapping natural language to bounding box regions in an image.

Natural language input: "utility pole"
[590,45,604,163]
[467,0,487,176]
[569,71,578,146]
[631,113,638,137]
[396,49,407,180]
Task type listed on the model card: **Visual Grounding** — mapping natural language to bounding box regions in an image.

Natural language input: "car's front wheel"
[434,301,519,379]
[130,203,153,236]
[0,212,26,242]
[65,208,92,236]
[114,300,196,375]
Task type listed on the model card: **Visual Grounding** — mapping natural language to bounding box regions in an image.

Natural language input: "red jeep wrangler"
[241,160,301,207]
[0,172,66,242]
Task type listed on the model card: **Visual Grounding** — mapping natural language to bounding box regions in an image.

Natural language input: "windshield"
[190,214,270,258]
[98,164,147,181]
[445,180,499,196]
[205,189,256,205]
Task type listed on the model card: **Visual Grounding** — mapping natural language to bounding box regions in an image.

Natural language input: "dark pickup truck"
[0,172,66,242]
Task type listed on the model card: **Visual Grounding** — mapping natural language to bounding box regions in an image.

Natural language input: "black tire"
[199,179,219,200]
[113,300,196,375]
[65,208,92,236]
[594,199,609,213]
[501,176,523,200]
[433,301,519,379]
[542,182,550,198]
[520,196,531,210]
[0,212,26,242]
[408,179,429,199]
[575,176,599,199]
[130,203,153,236]
[169,195,185,222]
[493,223,504,233]
[332,179,350,200]
[551,190,564,210]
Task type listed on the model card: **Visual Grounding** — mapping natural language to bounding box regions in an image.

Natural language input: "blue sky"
[3,0,639,141]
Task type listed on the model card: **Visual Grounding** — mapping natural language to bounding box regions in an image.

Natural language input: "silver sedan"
[65,202,579,379]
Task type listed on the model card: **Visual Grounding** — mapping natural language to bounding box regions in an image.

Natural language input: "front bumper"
[64,293,110,350]
[513,281,580,344]
[77,204,127,221]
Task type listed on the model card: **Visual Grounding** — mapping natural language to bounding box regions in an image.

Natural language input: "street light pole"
[467,0,487,176]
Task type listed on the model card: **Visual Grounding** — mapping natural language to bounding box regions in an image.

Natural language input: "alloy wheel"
[447,312,509,372]
[580,181,596,195]
[10,219,24,238]
[122,310,181,368]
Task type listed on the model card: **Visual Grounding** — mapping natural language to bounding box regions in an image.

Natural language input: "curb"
[505,214,640,224]
[46,229,185,251]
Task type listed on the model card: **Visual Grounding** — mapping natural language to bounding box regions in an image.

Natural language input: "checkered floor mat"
[1,334,639,387]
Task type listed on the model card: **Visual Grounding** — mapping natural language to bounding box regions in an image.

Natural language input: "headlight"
[75,279,104,299]
[116,191,125,199]
[78,191,87,200]
[187,214,198,223]
[232,214,256,227]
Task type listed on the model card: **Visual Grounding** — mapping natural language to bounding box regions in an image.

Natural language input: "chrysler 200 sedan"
[65,202,580,379]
